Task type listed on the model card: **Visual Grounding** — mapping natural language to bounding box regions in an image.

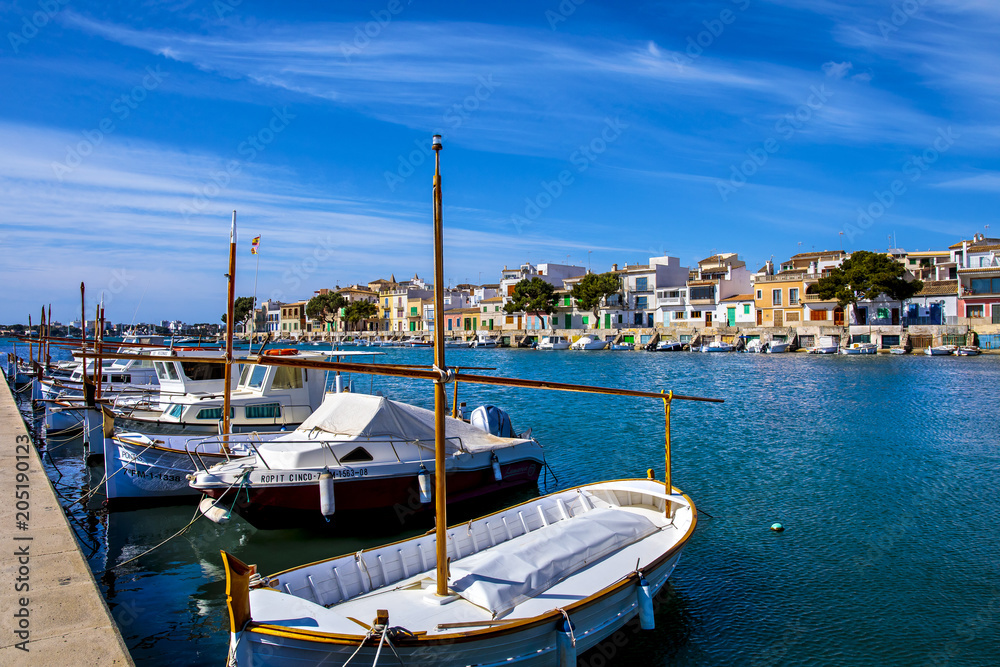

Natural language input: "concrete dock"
[0,380,133,665]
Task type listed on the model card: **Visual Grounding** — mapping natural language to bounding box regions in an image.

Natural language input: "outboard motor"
[470,405,515,438]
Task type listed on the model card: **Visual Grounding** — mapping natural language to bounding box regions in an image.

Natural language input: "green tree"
[344,300,378,331]
[504,278,559,328]
[221,296,256,331]
[815,251,922,321]
[570,272,621,328]
[306,292,348,331]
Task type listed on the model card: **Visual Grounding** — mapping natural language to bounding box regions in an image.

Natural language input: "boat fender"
[555,615,577,667]
[319,469,335,516]
[418,464,432,504]
[199,496,231,525]
[637,577,655,630]
[491,452,503,482]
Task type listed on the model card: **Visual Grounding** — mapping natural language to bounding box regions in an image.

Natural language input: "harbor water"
[7,339,999,666]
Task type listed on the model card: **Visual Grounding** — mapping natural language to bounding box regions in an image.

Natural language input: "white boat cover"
[294,393,529,454]
[447,507,659,616]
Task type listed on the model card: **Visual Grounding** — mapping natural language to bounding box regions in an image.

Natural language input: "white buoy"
[556,617,576,667]
[637,577,655,630]
[491,453,503,482]
[199,496,231,525]
[418,465,432,504]
[319,470,335,516]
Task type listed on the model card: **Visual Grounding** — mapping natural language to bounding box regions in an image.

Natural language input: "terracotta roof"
[916,280,958,296]
[687,279,717,286]
[958,265,1000,274]
[970,244,1000,252]
[481,296,504,303]
[721,294,755,302]
[789,250,844,259]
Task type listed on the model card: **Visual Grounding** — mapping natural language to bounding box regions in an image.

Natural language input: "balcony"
[657,296,685,306]
[689,298,717,306]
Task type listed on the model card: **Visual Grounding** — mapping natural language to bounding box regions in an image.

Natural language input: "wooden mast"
[431,134,449,598]
[222,211,237,449]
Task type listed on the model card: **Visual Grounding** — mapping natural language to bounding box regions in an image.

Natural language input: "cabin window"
[110,374,131,383]
[243,365,268,390]
[181,361,225,381]
[341,446,374,463]
[271,367,303,390]
[154,362,179,381]
[166,404,184,419]
[196,407,234,420]
[245,403,282,419]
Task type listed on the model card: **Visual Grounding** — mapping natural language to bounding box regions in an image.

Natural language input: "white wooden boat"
[889,347,907,355]
[954,346,980,356]
[472,334,499,348]
[925,345,957,356]
[404,337,433,347]
[701,341,734,353]
[608,343,632,351]
[655,340,682,351]
[571,335,607,350]
[807,336,840,354]
[222,478,695,666]
[839,342,877,355]
[537,336,570,350]
[743,339,764,353]
[766,340,791,354]
[444,338,471,348]
[189,393,545,528]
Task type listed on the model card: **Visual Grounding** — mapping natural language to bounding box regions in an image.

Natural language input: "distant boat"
[471,333,499,348]
[925,345,957,356]
[655,340,683,351]
[609,342,632,351]
[840,342,877,355]
[571,335,608,350]
[537,335,570,350]
[889,347,908,355]
[444,338,471,348]
[807,336,839,354]
[766,340,791,354]
[954,346,980,356]
[403,337,433,347]
[701,341,734,353]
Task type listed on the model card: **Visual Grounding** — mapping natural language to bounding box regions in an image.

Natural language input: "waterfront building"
[279,301,308,338]
[754,251,848,327]
[681,253,753,327]
[955,234,1000,324]
[903,280,958,325]
[718,294,756,327]
[337,285,379,332]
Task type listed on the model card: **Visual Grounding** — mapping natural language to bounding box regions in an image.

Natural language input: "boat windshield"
[241,365,268,390]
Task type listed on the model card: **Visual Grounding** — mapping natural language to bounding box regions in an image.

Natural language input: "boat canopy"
[295,393,529,453]
[447,507,659,616]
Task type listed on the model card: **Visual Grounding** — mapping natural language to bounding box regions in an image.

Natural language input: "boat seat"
[447,507,658,616]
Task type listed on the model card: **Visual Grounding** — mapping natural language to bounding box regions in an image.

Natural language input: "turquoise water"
[6,340,1000,666]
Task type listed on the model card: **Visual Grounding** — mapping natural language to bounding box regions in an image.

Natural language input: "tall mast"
[431,134,449,597]
[222,210,237,446]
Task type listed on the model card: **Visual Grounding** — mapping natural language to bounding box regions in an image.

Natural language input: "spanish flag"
[251,235,261,255]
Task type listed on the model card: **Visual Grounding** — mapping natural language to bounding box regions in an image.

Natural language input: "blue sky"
[1,0,997,323]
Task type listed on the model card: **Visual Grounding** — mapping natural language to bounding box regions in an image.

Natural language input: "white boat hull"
[808,346,839,354]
